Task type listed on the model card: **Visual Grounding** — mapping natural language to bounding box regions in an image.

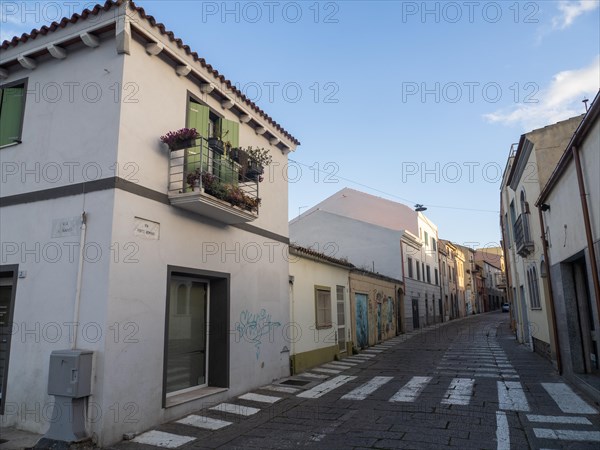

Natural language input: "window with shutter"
[315,287,332,328]
[187,99,210,175]
[0,84,26,147]
[215,118,240,184]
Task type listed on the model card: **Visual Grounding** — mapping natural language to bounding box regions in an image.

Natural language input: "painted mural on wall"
[355,293,369,348]
[236,309,281,359]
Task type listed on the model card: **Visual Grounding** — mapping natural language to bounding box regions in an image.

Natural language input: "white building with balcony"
[0,1,298,446]
[536,92,600,401]
[500,115,582,363]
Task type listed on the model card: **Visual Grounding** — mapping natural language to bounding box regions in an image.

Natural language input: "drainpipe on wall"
[399,239,406,334]
[538,207,562,374]
[573,145,600,333]
[72,211,87,350]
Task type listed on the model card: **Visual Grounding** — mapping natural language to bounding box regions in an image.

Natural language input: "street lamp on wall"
[415,204,427,212]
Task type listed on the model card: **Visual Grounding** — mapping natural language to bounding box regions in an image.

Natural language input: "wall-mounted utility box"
[48,349,93,398]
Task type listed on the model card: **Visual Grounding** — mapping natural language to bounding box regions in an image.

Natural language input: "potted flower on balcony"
[160,128,200,151]
[207,129,229,156]
[238,146,272,182]
[186,168,204,192]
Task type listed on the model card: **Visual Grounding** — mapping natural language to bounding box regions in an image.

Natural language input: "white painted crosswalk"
[542,382,597,414]
[238,392,281,404]
[132,430,195,448]
[389,376,432,403]
[176,415,231,430]
[498,380,529,411]
[341,376,393,400]
[526,414,592,425]
[441,377,474,405]
[297,375,357,399]
[533,428,600,442]
[209,402,260,416]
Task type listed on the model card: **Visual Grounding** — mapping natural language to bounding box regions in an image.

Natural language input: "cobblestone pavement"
[109,312,600,449]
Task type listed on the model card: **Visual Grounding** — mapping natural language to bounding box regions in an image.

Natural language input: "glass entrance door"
[166,277,208,394]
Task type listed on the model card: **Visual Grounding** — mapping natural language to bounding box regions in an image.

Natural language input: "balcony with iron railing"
[513,213,534,257]
[494,272,507,289]
[168,138,261,224]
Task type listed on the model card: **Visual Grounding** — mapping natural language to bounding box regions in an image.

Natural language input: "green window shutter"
[220,118,239,148]
[217,118,240,184]
[187,100,210,138]
[186,100,210,174]
[0,85,25,147]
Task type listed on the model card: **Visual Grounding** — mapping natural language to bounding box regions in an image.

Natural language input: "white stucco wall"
[0,191,114,435]
[290,210,403,280]
[0,21,124,197]
[544,119,600,264]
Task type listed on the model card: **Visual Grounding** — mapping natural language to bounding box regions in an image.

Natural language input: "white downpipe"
[72,212,87,350]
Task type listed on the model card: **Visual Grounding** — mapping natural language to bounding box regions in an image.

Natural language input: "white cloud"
[552,0,599,29]
[484,56,600,131]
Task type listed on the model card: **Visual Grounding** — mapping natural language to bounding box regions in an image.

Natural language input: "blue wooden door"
[355,293,368,348]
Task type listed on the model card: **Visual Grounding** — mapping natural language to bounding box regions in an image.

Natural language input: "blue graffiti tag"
[236,309,281,359]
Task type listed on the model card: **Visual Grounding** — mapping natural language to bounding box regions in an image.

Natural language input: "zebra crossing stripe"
[526,414,592,425]
[441,378,474,406]
[498,381,529,411]
[210,403,260,416]
[341,376,393,400]
[132,430,195,448]
[262,384,299,394]
[533,428,600,442]
[496,411,510,450]
[176,415,232,430]
[297,375,356,399]
[239,393,281,404]
[332,361,357,366]
[541,383,597,414]
[313,367,342,374]
[389,376,432,402]
[353,353,375,358]
[322,363,350,370]
[299,372,328,379]
[363,349,383,353]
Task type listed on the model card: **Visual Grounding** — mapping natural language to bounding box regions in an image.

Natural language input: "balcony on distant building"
[494,272,507,289]
[513,214,534,257]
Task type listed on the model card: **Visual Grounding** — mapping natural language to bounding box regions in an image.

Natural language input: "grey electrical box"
[48,349,93,398]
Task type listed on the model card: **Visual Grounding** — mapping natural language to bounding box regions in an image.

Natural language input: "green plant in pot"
[238,146,272,182]
[207,127,229,155]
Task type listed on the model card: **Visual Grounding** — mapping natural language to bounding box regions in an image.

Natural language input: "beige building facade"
[500,115,583,363]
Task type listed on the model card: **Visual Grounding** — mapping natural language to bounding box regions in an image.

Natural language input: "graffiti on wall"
[355,293,369,348]
[236,309,281,359]
[387,296,394,332]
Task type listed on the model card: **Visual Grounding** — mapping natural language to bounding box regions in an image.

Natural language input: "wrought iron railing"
[168,138,260,214]
[513,213,533,256]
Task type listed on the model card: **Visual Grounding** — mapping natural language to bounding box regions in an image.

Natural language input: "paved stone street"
[109,312,600,449]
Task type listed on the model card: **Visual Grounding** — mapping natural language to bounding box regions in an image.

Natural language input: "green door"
[215,118,239,184]
[186,100,210,185]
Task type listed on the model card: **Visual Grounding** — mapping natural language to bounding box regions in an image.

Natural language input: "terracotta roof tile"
[290,244,354,268]
[1,0,300,146]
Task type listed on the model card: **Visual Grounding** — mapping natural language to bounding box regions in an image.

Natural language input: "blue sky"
[2,0,599,247]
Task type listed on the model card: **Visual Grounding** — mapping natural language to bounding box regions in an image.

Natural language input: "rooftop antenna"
[583,98,589,112]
